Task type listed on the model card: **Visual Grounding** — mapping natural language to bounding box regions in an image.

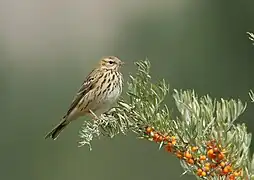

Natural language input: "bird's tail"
[45,117,69,140]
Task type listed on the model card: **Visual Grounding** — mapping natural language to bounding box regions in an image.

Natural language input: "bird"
[45,56,124,140]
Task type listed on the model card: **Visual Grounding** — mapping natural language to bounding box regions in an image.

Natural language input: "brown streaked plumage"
[45,56,124,140]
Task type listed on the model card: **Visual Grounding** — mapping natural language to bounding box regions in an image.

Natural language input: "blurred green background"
[1,1,254,180]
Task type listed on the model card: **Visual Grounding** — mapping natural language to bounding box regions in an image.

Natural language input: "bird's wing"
[65,69,101,117]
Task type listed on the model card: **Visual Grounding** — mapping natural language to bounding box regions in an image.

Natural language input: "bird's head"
[99,56,124,71]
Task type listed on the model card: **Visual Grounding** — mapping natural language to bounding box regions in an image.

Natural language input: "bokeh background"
[1,1,254,180]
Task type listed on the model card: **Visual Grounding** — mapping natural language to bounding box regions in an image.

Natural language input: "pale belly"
[68,82,122,121]
[76,86,121,116]
[94,87,121,115]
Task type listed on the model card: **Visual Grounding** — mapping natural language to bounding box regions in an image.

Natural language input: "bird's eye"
[109,60,114,64]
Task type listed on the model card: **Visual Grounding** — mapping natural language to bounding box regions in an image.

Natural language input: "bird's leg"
[88,110,107,136]
[88,110,99,120]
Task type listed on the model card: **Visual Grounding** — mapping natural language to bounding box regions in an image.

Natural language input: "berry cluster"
[145,127,245,180]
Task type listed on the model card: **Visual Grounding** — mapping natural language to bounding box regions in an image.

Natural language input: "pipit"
[45,56,124,140]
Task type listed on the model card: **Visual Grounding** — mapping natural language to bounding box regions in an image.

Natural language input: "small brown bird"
[45,56,124,140]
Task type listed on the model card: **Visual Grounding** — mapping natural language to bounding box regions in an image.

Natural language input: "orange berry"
[146,127,153,134]
[220,161,225,167]
[197,169,202,176]
[187,158,194,165]
[207,149,215,159]
[229,174,236,180]
[203,166,210,172]
[213,147,219,153]
[153,133,159,141]
[223,168,229,174]
[176,152,183,159]
[171,136,176,141]
[201,171,206,176]
[184,151,192,159]
[227,164,232,170]
[167,142,172,146]
[191,146,199,152]
[163,135,170,142]
[207,148,213,154]
[171,140,176,145]
[233,171,240,177]
[200,155,206,161]
[218,152,225,160]
[165,143,172,152]
[197,169,202,173]
[204,162,210,167]
[158,136,164,142]
[223,165,232,174]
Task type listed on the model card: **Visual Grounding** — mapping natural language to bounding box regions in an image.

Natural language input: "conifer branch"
[247,32,254,45]
[247,31,254,180]
[247,32,254,103]
[79,59,253,179]
[249,90,254,103]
